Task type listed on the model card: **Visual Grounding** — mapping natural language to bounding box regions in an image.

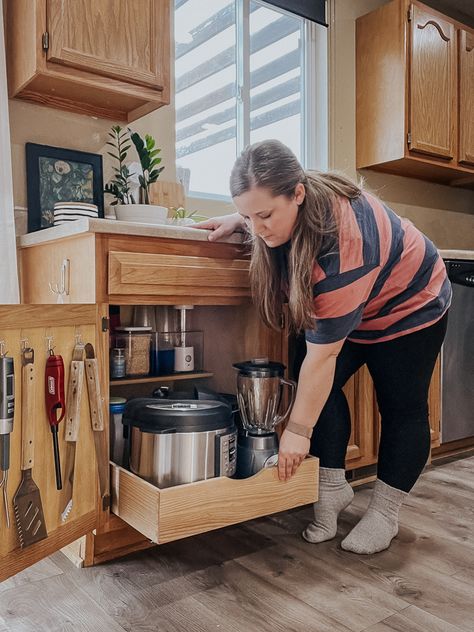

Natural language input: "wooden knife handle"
[21,363,36,471]
[65,360,85,443]
[84,358,104,431]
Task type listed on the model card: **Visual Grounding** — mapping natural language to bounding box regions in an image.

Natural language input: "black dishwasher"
[441,260,474,443]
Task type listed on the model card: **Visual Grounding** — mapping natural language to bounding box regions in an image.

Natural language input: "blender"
[233,358,296,478]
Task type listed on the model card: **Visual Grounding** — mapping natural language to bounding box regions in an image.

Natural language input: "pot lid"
[233,358,286,377]
[123,398,234,433]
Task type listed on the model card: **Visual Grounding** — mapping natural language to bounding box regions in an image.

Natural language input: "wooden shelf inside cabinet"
[110,371,214,386]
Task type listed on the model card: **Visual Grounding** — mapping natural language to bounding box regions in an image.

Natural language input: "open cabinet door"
[0,305,103,582]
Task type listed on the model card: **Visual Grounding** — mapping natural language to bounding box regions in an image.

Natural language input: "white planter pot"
[115,204,168,225]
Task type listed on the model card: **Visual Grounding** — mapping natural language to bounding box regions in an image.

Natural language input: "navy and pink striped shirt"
[304,192,451,345]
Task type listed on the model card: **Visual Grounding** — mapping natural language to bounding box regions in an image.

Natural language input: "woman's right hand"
[194,213,246,242]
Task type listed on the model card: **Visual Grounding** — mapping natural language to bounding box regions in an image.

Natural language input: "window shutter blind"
[263,1,327,27]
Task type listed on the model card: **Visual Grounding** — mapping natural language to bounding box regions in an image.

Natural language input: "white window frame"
[178,0,328,202]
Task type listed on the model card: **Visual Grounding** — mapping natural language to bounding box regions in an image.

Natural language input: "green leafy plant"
[129,129,165,204]
[170,207,208,222]
[103,125,135,205]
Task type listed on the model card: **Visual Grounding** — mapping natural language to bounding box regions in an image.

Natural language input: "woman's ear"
[295,182,306,206]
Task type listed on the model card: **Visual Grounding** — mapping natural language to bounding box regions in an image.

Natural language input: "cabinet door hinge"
[279,312,286,329]
[407,132,412,145]
[407,6,413,22]
[101,317,110,332]
[42,31,49,50]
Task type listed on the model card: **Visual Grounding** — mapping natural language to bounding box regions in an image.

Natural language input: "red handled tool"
[45,350,66,490]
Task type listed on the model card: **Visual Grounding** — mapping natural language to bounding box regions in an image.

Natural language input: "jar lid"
[233,358,286,377]
[115,326,152,332]
[110,397,127,405]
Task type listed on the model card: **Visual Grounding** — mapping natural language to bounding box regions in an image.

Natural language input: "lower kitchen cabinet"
[17,226,442,568]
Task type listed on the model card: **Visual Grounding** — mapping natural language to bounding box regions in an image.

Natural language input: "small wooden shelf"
[110,371,214,386]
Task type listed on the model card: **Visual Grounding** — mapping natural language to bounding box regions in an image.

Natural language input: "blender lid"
[123,398,234,433]
[233,358,286,377]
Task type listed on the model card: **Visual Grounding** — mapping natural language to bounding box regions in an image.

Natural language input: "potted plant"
[169,206,208,226]
[104,125,168,224]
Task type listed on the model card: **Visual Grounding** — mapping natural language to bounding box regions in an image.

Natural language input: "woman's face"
[233,184,305,248]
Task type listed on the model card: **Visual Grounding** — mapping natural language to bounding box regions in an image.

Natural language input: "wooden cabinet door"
[46,0,169,90]
[408,4,456,160]
[0,305,101,582]
[459,29,474,166]
[345,367,378,469]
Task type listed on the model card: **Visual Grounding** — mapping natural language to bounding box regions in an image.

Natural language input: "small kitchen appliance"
[123,398,237,488]
[233,358,296,478]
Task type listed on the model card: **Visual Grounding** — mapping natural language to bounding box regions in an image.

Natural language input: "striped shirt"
[304,192,452,345]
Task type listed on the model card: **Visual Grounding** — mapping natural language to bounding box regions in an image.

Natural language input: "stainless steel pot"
[123,399,237,488]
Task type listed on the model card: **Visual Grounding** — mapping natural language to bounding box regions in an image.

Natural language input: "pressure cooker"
[122,398,237,488]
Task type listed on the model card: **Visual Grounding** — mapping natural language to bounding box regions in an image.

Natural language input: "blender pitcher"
[232,358,296,435]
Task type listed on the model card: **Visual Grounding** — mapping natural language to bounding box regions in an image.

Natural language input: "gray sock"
[302,467,354,544]
[341,479,408,554]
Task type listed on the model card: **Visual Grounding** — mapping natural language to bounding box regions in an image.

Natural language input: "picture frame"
[26,142,104,232]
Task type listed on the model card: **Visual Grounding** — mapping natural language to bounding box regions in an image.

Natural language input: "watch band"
[285,421,313,439]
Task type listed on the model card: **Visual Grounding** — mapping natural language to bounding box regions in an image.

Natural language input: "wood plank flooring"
[1,454,473,632]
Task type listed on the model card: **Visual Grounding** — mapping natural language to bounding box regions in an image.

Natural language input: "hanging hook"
[74,327,83,347]
[0,340,6,358]
[45,331,55,356]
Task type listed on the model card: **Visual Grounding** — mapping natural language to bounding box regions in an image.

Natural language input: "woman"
[196,140,450,554]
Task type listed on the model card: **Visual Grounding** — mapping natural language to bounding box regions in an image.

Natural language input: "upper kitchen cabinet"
[459,29,474,166]
[356,0,474,188]
[5,0,171,122]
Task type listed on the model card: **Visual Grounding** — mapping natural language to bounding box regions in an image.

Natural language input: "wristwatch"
[285,421,313,439]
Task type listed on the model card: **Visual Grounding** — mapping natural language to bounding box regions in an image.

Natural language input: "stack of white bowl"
[53,201,98,225]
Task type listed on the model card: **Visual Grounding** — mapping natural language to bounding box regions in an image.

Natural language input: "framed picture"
[26,143,104,232]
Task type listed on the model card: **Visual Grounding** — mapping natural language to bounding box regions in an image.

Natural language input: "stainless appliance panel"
[130,426,237,488]
[441,261,474,443]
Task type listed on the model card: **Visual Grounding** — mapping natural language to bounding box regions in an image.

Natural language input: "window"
[174,0,327,199]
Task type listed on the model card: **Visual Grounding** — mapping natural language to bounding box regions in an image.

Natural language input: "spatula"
[12,347,47,548]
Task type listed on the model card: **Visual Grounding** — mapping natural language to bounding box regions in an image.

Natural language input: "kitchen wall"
[8,0,474,248]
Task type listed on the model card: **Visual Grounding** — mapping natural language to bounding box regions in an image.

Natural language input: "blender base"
[235,432,279,479]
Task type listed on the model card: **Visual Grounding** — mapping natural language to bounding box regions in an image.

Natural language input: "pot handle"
[274,378,297,425]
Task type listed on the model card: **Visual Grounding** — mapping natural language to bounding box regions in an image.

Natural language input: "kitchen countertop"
[18,218,245,247]
[439,250,474,260]
[17,221,473,258]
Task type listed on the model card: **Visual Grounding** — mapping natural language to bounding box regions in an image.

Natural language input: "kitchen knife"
[84,343,109,510]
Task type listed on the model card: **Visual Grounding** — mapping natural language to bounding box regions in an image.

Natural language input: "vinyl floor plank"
[0,573,127,632]
[362,604,465,632]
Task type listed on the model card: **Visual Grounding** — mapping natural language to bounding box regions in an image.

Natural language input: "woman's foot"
[302,467,354,544]
[341,479,408,554]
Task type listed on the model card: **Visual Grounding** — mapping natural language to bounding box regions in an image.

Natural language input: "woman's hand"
[193,213,246,242]
[278,430,310,481]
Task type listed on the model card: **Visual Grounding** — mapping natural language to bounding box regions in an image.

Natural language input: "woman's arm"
[278,338,345,481]
[194,213,246,241]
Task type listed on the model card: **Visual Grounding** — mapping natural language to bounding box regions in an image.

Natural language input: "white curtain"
[0,7,19,303]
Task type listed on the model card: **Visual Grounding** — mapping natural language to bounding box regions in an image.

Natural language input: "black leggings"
[295,313,448,492]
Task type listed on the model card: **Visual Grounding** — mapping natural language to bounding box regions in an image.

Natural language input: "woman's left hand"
[278,430,310,481]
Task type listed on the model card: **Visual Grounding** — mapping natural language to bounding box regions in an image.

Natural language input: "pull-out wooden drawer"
[110,457,318,544]
[108,251,251,301]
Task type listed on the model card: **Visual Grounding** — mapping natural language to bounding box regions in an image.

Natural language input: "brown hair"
[230,140,363,331]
